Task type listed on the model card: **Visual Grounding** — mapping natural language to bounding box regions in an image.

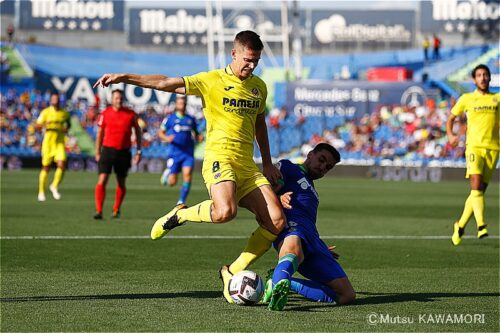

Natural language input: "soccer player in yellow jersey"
[94,31,286,303]
[446,64,499,245]
[35,92,71,201]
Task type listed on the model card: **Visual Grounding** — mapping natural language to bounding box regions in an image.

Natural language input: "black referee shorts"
[98,146,132,177]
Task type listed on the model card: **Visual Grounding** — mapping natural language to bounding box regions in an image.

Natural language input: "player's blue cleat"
[150,204,187,240]
[268,279,290,311]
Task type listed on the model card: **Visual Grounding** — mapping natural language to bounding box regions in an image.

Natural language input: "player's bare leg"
[325,277,356,305]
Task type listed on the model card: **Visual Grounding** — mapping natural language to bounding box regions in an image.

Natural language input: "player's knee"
[168,177,177,187]
[212,206,237,223]
[338,289,356,305]
[268,215,286,235]
[260,220,284,236]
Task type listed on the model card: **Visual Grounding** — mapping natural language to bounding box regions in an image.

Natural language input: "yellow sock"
[229,226,277,274]
[51,167,64,188]
[470,190,486,227]
[176,200,213,223]
[457,194,474,229]
[39,169,48,193]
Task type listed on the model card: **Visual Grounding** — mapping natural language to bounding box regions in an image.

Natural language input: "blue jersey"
[160,113,197,156]
[276,159,319,236]
[274,159,346,283]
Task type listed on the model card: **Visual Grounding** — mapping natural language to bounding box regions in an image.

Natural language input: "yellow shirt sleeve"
[451,94,467,116]
[36,108,48,125]
[184,71,216,97]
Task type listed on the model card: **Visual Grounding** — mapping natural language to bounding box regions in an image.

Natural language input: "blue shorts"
[166,153,194,174]
[274,223,347,284]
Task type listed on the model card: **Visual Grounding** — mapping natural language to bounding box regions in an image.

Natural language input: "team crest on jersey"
[297,177,319,199]
[212,161,220,173]
[493,97,498,104]
[251,88,259,97]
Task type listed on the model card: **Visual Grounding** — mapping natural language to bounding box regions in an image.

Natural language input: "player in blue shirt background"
[262,143,355,311]
[159,95,203,205]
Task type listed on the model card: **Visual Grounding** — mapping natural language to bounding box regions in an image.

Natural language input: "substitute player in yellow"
[94,31,286,303]
[36,92,71,201]
[447,64,499,245]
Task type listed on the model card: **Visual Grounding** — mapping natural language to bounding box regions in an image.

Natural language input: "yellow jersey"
[184,65,267,163]
[36,106,70,144]
[451,90,499,151]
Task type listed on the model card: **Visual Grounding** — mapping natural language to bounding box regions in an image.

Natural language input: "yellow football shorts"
[465,147,499,183]
[41,140,67,167]
[202,157,270,203]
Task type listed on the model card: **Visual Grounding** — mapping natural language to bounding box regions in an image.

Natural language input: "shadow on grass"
[0,291,220,303]
[3,291,498,310]
[354,291,500,305]
[284,291,500,312]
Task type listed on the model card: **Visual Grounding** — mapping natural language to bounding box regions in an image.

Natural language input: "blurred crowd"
[1,88,466,163]
[299,98,466,162]
[0,89,206,157]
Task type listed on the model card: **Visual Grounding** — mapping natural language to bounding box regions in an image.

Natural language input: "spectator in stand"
[422,36,430,61]
[268,107,281,129]
[268,106,291,129]
[432,34,441,60]
[6,23,15,45]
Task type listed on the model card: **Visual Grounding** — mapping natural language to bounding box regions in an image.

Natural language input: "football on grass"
[229,270,264,305]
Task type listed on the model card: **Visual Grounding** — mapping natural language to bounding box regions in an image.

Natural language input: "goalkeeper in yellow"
[94,30,286,303]
[447,64,499,245]
[36,92,71,201]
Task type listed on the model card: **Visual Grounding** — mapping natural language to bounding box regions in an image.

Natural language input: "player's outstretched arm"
[93,73,186,93]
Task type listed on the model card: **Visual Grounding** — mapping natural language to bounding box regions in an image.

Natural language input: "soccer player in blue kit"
[262,143,356,311]
[158,95,203,205]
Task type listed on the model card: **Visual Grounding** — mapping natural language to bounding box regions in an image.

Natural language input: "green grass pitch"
[1,170,498,332]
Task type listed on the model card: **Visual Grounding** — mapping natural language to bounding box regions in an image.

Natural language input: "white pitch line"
[0,235,497,240]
